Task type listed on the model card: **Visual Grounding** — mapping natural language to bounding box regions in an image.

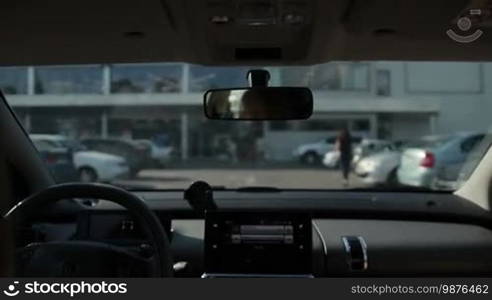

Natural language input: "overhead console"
[184,0,316,63]
[203,212,312,278]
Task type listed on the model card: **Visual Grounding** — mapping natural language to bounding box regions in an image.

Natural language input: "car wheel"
[301,152,320,165]
[79,167,98,183]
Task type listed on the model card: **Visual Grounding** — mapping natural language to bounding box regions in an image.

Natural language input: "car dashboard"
[23,190,492,277]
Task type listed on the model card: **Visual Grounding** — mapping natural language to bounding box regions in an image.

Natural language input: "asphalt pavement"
[114,168,366,190]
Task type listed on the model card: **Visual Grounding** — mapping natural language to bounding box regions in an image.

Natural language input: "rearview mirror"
[204,87,313,120]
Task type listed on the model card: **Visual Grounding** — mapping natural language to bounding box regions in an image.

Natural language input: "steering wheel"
[3,183,173,277]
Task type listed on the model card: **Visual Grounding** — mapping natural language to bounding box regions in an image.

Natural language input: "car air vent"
[342,236,368,271]
[235,47,282,60]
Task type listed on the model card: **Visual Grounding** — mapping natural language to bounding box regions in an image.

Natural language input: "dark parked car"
[80,138,152,176]
[31,139,78,183]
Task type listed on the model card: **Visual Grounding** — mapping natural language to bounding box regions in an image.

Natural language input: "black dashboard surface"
[109,190,486,213]
[170,219,492,277]
[92,190,492,229]
[79,190,492,277]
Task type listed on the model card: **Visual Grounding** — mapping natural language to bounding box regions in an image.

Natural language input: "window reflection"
[111,64,182,93]
[0,67,28,94]
[35,66,103,94]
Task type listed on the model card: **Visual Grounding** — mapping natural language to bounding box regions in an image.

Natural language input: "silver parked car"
[354,142,406,186]
[293,136,337,165]
[323,138,392,169]
[397,133,485,190]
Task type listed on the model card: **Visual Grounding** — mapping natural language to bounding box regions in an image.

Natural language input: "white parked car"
[30,134,130,182]
[322,139,391,169]
[294,136,362,165]
[293,137,337,164]
[74,150,129,182]
[322,150,341,168]
[134,139,174,166]
[354,147,401,185]
[352,139,393,164]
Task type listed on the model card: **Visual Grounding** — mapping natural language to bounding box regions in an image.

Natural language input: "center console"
[202,211,312,278]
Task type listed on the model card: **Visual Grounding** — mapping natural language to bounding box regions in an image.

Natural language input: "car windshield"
[2,62,491,191]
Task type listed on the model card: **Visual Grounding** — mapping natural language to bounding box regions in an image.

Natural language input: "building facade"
[0,61,489,160]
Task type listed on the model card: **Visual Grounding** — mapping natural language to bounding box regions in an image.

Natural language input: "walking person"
[335,128,353,187]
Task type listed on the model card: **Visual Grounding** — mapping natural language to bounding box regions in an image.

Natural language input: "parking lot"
[114,167,366,190]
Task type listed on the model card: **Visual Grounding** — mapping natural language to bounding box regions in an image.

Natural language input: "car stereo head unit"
[204,211,312,277]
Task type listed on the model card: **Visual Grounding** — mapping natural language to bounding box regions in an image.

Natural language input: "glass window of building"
[35,65,103,94]
[111,64,182,93]
[189,65,250,92]
[0,67,28,94]
[280,63,369,91]
[376,69,391,96]
[279,66,313,87]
